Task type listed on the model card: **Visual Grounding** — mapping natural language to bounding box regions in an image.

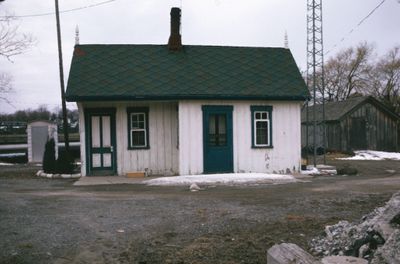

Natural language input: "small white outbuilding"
[65,8,309,177]
[27,121,58,163]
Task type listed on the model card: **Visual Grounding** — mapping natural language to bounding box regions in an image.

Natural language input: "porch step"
[126,172,146,178]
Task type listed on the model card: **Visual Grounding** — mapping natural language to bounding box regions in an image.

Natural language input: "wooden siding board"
[78,103,87,176]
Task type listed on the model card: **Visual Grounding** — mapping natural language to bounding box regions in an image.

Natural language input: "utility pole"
[306,0,325,166]
[54,0,69,152]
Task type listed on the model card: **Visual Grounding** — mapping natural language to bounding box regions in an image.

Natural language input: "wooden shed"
[65,8,309,176]
[301,96,400,152]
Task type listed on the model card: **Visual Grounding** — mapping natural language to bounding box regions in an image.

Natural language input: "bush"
[42,138,56,173]
[56,150,74,174]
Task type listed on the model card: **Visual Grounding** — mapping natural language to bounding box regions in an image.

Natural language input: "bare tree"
[316,42,374,102]
[0,72,12,103]
[0,13,34,104]
[369,45,400,114]
[0,15,34,61]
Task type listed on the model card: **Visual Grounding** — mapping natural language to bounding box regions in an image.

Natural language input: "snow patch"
[144,173,297,186]
[0,162,14,166]
[338,150,400,161]
[0,152,26,158]
[301,167,320,175]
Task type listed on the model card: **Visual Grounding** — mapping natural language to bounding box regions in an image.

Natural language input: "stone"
[358,244,369,258]
[36,170,43,176]
[336,166,357,175]
[371,229,400,264]
[189,183,201,192]
[61,174,71,179]
[71,173,81,178]
[267,243,320,264]
[309,191,400,260]
[321,256,367,264]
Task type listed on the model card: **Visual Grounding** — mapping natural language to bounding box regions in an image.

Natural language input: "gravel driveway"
[0,160,399,264]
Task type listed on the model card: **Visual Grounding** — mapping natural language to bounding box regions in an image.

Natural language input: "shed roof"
[301,96,400,123]
[65,44,308,102]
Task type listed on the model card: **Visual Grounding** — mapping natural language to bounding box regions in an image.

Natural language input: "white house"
[65,8,309,177]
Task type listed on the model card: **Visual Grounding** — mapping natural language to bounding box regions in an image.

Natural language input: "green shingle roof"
[66,44,309,102]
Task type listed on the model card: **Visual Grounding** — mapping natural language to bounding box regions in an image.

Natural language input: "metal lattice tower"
[306,0,325,166]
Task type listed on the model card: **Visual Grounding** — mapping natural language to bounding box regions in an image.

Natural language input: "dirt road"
[0,160,399,263]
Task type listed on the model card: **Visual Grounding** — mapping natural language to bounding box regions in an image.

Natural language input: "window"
[127,107,149,149]
[251,105,273,148]
[208,114,227,146]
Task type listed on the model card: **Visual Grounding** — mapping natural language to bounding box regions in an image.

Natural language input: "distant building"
[302,96,400,152]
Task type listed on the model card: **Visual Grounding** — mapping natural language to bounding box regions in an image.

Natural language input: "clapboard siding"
[79,101,179,176]
[179,100,302,175]
[78,103,87,176]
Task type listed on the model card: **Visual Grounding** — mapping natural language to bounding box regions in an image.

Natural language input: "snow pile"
[301,167,320,175]
[338,150,400,161]
[309,191,400,263]
[301,165,337,176]
[0,162,14,166]
[143,173,297,186]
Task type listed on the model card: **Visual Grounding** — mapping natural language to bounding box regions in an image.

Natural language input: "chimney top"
[168,7,182,51]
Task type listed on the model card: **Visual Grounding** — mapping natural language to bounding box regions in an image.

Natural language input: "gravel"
[0,160,399,263]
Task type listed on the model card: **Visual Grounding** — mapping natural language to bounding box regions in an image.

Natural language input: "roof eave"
[66,94,309,102]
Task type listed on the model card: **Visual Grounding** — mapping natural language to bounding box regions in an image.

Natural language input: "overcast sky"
[1,0,399,113]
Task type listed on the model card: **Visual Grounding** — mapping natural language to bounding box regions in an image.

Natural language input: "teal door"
[85,108,117,176]
[202,106,233,173]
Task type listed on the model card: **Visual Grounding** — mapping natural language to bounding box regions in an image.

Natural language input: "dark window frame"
[251,105,273,148]
[127,107,150,150]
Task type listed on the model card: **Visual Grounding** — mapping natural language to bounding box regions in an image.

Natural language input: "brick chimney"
[168,7,182,51]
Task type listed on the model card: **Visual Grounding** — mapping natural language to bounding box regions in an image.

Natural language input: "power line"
[325,0,387,55]
[1,0,117,18]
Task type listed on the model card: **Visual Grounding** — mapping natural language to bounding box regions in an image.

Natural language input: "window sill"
[251,145,273,149]
[128,146,150,150]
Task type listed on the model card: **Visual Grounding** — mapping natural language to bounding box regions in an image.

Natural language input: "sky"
[0,0,399,113]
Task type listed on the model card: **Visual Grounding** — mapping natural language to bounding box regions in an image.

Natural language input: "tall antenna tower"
[306,0,325,166]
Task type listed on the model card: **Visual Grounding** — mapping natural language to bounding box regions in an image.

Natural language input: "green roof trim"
[66,44,309,102]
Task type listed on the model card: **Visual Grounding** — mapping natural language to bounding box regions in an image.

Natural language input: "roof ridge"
[74,44,288,50]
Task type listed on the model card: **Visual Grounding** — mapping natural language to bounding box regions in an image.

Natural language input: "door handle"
[110,146,114,152]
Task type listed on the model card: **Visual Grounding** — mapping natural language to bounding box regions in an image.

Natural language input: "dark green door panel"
[84,108,117,176]
[202,106,233,173]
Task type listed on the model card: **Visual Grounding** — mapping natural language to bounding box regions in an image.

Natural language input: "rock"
[321,256,367,264]
[325,226,333,240]
[358,244,369,258]
[336,166,357,175]
[36,170,43,176]
[370,192,400,241]
[71,173,81,178]
[189,183,201,192]
[61,174,71,179]
[267,243,320,264]
[371,229,400,264]
[310,191,400,263]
